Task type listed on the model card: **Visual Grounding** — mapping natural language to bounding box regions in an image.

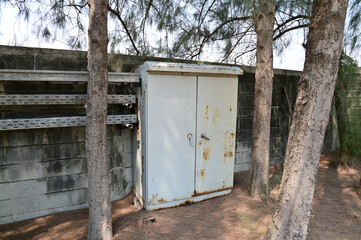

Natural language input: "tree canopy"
[1,0,360,65]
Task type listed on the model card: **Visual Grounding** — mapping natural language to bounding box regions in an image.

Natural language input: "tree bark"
[86,0,112,239]
[250,0,276,198]
[269,0,348,239]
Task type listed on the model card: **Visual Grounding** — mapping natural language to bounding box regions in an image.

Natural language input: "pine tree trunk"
[269,0,348,239]
[86,0,112,239]
[250,0,276,198]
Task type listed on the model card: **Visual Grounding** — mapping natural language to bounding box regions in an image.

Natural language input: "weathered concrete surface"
[0,126,133,224]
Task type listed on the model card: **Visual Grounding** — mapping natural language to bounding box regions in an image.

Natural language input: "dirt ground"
[0,152,360,240]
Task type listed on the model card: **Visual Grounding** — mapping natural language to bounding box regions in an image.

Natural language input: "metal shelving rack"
[0,69,139,131]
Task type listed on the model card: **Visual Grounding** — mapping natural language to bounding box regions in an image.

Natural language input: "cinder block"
[237,129,253,141]
[235,151,251,164]
[238,83,254,94]
[0,149,6,166]
[0,200,11,217]
[44,143,81,160]
[71,126,86,142]
[11,195,48,215]
[237,107,254,119]
[0,166,8,183]
[111,168,124,186]
[8,162,48,182]
[47,158,85,177]
[9,180,46,199]
[234,162,251,173]
[46,174,87,193]
[238,118,253,129]
[0,132,5,148]
[235,141,252,153]
[106,140,112,156]
[112,135,124,168]
[122,129,132,153]
[238,95,254,106]
[122,153,132,168]
[4,130,43,147]
[12,209,50,222]
[47,202,88,214]
[5,146,43,164]
[111,178,131,201]
[111,168,126,200]
[47,188,87,209]
[0,183,9,200]
[123,167,133,183]
[44,128,73,144]
[0,216,13,225]
[79,142,86,158]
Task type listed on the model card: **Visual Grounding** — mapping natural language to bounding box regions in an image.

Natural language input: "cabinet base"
[136,189,232,211]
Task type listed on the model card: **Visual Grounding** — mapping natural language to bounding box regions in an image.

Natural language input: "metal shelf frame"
[0,69,139,130]
[0,69,140,83]
[0,94,136,105]
[0,115,137,130]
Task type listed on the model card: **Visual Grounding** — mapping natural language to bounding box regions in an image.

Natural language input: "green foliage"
[341,114,361,165]
[2,0,88,48]
[164,0,312,63]
[347,0,361,51]
[336,53,361,165]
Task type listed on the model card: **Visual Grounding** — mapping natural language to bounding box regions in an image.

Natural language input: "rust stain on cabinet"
[203,146,210,160]
[212,108,220,124]
[148,194,167,205]
[205,105,209,120]
[224,151,233,158]
[193,186,233,197]
[200,169,205,177]
[223,131,235,162]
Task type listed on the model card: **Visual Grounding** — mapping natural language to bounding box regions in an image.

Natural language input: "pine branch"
[190,16,251,59]
[221,25,252,62]
[199,0,217,27]
[273,23,309,41]
[107,5,141,55]
[140,0,153,31]
[274,14,309,35]
[64,2,88,14]
[233,46,257,63]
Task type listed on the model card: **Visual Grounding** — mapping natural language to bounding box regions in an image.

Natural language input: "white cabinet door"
[147,75,197,205]
[195,76,238,195]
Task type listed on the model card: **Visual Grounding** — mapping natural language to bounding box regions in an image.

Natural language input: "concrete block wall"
[234,71,334,172]
[0,45,335,224]
[234,72,298,172]
[0,127,133,224]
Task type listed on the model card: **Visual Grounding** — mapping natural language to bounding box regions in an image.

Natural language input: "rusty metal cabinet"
[134,62,242,210]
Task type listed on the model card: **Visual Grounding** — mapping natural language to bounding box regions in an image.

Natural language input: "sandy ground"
[0,152,360,240]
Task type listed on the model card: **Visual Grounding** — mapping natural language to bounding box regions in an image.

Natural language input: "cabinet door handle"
[201,133,210,141]
[187,133,194,147]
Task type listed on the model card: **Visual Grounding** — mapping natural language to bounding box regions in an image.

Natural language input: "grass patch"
[238,212,257,231]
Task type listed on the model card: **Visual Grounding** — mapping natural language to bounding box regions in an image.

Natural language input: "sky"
[0,4,309,71]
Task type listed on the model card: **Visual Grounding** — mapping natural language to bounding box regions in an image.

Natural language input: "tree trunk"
[86,0,112,239]
[269,0,348,239]
[250,0,276,198]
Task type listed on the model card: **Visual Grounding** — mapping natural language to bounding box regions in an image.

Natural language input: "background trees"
[249,0,276,198]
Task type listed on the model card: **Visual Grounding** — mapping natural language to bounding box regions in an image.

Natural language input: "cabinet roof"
[142,61,243,76]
